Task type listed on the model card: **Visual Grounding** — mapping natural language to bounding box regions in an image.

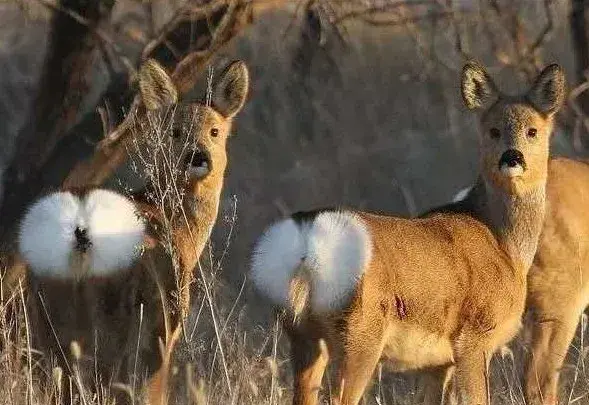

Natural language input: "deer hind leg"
[290,331,330,405]
[524,314,580,405]
[144,324,182,405]
[422,365,456,405]
[453,348,491,405]
[335,343,383,405]
[335,318,388,405]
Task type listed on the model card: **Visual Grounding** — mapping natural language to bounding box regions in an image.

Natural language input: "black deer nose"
[498,149,526,170]
[184,147,212,169]
[74,227,91,253]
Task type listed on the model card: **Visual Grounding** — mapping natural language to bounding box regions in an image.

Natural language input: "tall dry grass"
[4,254,589,404]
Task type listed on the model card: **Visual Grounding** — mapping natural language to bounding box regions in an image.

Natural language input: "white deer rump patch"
[18,189,146,278]
[250,210,372,313]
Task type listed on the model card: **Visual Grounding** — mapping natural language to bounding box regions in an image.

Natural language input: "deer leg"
[336,323,386,405]
[144,324,182,405]
[524,314,579,405]
[454,349,491,405]
[290,333,330,405]
[336,344,383,405]
[422,365,456,405]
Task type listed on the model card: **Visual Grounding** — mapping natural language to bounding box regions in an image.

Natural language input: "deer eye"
[210,128,219,137]
[171,128,182,139]
[527,128,537,138]
[489,128,501,139]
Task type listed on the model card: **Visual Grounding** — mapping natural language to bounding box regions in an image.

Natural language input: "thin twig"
[333,0,434,25]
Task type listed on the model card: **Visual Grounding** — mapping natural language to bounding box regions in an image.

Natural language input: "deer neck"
[135,174,224,271]
[471,178,546,273]
[173,174,224,271]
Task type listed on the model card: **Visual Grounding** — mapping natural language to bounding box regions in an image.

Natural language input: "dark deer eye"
[210,128,219,137]
[527,128,537,138]
[171,128,182,139]
[489,128,501,139]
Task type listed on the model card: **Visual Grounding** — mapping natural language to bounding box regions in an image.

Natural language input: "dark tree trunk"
[572,0,589,82]
[570,0,589,150]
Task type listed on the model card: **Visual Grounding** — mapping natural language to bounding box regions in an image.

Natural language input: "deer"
[250,62,566,405]
[16,58,249,403]
[450,123,589,403]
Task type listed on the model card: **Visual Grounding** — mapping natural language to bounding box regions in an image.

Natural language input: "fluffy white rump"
[19,189,146,278]
[452,186,473,203]
[250,211,372,313]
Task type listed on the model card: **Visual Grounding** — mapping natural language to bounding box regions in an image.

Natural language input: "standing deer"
[250,62,565,405]
[451,146,589,403]
[17,59,249,403]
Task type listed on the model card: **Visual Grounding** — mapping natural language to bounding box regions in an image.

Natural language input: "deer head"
[461,62,565,196]
[135,59,249,209]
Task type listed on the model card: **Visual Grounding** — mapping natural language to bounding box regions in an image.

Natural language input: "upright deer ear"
[461,61,498,110]
[213,61,249,118]
[526,64,566,115]
[138,59,179,110]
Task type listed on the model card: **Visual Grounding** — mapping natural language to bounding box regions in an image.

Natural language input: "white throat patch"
[18,189,146,279]
[500,164,524,178]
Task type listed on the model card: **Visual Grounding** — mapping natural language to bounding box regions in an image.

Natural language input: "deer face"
[137,60,249,188]
[461,62,565,195]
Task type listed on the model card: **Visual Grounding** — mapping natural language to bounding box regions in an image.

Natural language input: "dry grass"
[4,249,589,405]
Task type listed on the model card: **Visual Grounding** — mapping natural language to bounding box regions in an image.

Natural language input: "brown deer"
[250,62,565,405]
[17,58,249,403]
[451,136,589,403]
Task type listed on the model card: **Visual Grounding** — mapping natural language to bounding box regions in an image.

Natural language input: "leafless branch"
[524,0,555,61]
[34,0,136,76]
[332,0,434,25]
[443,0,471,61]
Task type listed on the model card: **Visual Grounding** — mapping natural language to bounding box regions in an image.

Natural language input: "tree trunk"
[570,0,589,150]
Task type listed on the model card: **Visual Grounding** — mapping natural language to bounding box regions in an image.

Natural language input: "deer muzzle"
[498,149,526,178]
[185,148,212,179]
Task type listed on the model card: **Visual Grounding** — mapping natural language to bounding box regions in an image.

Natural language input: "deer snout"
[184,147,212,179]
[498,149,526,178]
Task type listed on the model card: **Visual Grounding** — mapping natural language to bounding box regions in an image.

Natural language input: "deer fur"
[18,59,249,404]
[251,62,565,405]
[452,157,589,405]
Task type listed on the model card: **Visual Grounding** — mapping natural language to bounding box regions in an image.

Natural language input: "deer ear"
[138,59,179,110]
[461,61,498,110]
[213,61,249,118]
[526,64,566,115]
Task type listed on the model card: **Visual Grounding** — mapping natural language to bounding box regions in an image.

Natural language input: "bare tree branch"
[524,0,555,63]
[35,0,135,75]
[333,0,436,25]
